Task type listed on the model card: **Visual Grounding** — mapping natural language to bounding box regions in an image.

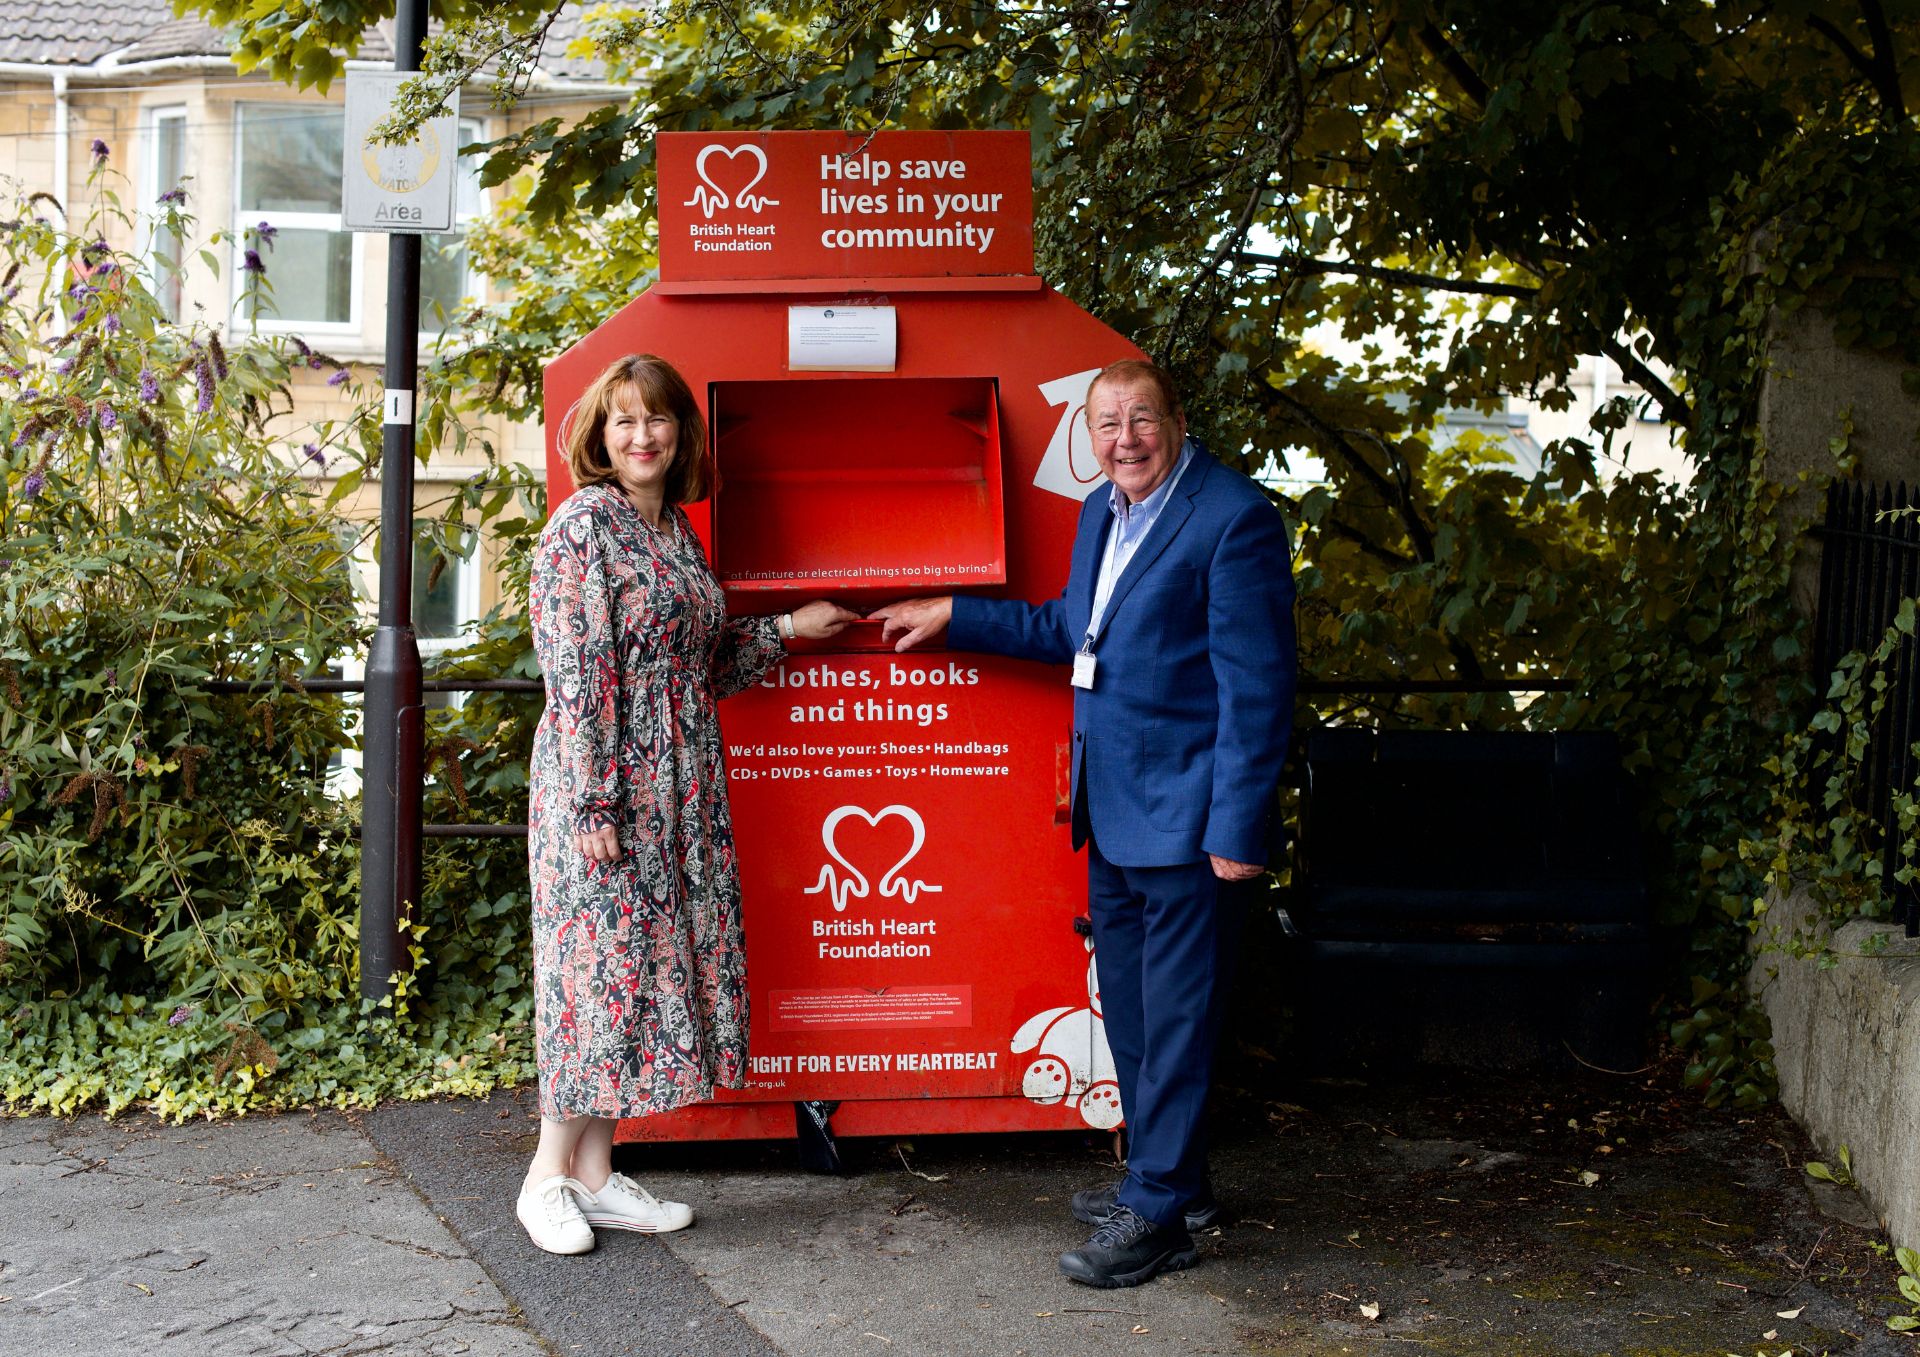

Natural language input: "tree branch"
[1598,336,1692,431]
[1414,22,1489,109]
[1805,8,1904,118]
[1270,389,1486,681]
[1238,252,1539,298]
[1857,0,1907,120]
[1270,390,1434,560]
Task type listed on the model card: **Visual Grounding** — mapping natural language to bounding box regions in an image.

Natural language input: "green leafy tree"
[176,0,1920,1105]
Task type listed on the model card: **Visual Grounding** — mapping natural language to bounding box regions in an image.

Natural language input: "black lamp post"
[359,0,429,998]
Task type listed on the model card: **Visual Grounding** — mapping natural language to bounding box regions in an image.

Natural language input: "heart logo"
[684,143,780,219]
[803,804,944,912]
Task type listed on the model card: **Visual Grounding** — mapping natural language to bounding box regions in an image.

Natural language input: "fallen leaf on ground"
[1579,1170,1601,1187]
[1359,1301,1381,1321]
[1776,1307,1804,1319]
[1131,1324,1150,1335]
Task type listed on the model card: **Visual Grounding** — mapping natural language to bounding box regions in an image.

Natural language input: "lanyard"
[1082,448,1193,654]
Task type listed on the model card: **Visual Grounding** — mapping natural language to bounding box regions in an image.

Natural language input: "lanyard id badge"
[1071,637,1097,690]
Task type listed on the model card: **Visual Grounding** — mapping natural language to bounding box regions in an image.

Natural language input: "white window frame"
[415,519,483,661]
[417,116,488,349]
[230,102,364,337]
[144,105,189,322]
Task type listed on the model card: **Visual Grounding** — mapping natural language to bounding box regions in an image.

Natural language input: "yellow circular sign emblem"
[361,123,442,194]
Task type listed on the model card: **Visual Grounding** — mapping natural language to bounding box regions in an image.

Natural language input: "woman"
[519,353,856,1254]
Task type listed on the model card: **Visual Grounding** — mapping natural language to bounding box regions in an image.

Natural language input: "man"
[872,359,1296,1288]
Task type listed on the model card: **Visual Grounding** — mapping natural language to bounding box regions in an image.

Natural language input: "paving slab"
[0,1111,548,1357]
[364,1068,1915,1357]
[6,1062,1911,1357]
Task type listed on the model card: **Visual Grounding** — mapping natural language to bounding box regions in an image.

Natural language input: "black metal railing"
[204,674,1573,842]
[1813,479,1920,934]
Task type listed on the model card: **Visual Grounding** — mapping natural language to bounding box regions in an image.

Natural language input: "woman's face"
[602,382,677,502]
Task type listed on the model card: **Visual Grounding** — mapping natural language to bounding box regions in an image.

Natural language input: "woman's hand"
[575,824,621,863]
[789,600,861,642]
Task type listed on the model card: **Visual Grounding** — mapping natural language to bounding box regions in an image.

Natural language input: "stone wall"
[1759,293,1920,618]
[1750,910,1920,1246]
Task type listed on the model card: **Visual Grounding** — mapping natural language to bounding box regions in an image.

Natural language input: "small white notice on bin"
[787,305,897,372]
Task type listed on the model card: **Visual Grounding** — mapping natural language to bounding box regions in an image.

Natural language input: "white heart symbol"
[686,143,776,218]
[803,804,942,912]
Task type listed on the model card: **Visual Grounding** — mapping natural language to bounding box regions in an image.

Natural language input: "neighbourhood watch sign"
[343,72,460,234]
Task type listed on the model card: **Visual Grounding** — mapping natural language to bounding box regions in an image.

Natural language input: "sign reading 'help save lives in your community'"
[655,131,1034,283]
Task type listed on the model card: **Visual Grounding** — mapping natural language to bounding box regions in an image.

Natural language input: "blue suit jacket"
[950,451,1296,868]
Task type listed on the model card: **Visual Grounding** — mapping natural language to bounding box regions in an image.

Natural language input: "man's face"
[1087,375,1185,504]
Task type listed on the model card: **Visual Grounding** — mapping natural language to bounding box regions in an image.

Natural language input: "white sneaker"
[516,1174,595,1254]
[577,1171,694,1233]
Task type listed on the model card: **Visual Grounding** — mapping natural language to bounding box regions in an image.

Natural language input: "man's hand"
[870,596,954,652]
[1208,853,1263,882]
[575,825,621,864]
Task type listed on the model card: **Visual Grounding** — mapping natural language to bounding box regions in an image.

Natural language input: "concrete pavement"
[4,1069,1911,1356]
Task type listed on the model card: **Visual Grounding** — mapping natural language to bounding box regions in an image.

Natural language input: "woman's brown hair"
[562,354,713,504]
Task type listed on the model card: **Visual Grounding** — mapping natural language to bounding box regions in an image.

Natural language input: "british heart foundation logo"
[802,804,945,913]
[682,143,781,218]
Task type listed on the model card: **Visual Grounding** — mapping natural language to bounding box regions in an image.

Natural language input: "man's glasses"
[1091,413,1168,439]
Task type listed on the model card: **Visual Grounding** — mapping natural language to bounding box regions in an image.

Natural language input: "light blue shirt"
[1087,438,1197,643]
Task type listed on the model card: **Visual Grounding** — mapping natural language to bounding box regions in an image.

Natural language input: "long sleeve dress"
[526,482,786,1120]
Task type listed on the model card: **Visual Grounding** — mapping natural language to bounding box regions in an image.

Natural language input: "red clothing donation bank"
[543,130,1140,1143]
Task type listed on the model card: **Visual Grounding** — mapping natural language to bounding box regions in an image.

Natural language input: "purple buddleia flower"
[159,187,186,206]
[104,667,117,687]
[194,357,214,412]
[90,138,108,163]
[54,358,74,376]
[67,281,95,301]
[21,387,38,402]
[308,355,324,370]
[3,285,20,303]
[302,441,324,467]
[96,402,117,430]
[0,771,11,802]
[242,249,265,274]
[21,470,44,499]
[105,313,120,334]
[168,1004,194,1027]
[256,221,278,247]
[327,369,349,388]
[82,238,109,259]
[138,367,159,404]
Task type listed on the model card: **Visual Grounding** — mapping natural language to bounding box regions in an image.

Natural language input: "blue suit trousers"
[1087,837,1245,1228]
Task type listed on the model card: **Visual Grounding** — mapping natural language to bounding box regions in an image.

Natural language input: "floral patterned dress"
[527,482,785,1120]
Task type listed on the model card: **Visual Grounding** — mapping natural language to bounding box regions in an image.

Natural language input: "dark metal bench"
[1281,729,1653,1070]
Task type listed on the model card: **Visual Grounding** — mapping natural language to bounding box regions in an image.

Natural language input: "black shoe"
[1070,1180,1224,1232]
[1058,1204,1198,1289]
